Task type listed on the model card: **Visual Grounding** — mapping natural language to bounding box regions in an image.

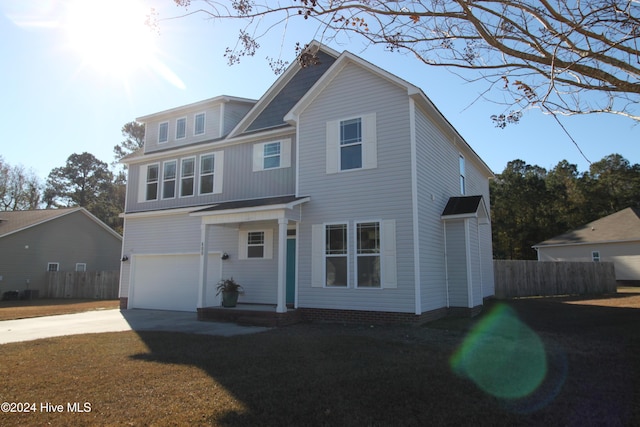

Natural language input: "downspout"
[443,221,450,308]
[409,98,421,315]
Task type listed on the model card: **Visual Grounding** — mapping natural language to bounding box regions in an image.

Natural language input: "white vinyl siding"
[326,113,377,174]
[253,139,291,171]
[194,112,205,135]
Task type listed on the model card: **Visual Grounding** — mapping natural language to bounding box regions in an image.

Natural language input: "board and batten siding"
[296,61,416,313]
[120,214,280,304]
[125,135,297,212]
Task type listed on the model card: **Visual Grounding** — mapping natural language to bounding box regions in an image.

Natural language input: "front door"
[286,238,296,306]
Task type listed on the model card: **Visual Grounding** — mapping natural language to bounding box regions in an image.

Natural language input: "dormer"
[137,95,256,154]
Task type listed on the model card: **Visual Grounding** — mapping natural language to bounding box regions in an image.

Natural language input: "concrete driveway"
[0,309,270,344]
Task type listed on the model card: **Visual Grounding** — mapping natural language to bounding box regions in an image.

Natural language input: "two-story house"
[118,41,495,323]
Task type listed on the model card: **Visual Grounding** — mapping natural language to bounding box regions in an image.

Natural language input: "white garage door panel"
[131,254,220,312]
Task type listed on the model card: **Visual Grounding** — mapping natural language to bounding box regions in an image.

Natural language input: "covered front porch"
[190,195,309,315]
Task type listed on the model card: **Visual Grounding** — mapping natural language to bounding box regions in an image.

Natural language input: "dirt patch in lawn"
[0,299,119,320]
[1,294,639,426]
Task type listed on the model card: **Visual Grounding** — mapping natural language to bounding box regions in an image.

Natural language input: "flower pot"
[222,291,239,307]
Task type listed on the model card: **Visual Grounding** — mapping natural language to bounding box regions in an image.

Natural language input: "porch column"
[276,218,288,313]
[197,223,209,308]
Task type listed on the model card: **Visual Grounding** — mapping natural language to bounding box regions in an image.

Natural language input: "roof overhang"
[441,195,490,224]
[189,195,310,225]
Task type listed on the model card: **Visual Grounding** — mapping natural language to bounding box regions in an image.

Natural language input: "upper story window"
[75,263,87,272]
[194,113,205,135]
[340,118,362,170]
[176,117,187,140]
[253,139,291,172]
[200,154,215,194]
[459,155,466,195]
[592,251,601,262]
[180,157,195,197]
[158,122,168,143]
[162,160,177,199]
[47,262,59,272]
[326,113,377,174]
[146,164,159,200]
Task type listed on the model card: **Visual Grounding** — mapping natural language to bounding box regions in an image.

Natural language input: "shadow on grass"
[124,298,640,426]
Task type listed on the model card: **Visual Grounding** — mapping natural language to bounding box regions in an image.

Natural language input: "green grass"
[0,299,119,320]
[2,295,640,426]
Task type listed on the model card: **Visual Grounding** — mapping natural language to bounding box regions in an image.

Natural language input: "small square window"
[75,263,87,272]
[47,262,59,272]
[592,251,601,262]
[247,231,265,258]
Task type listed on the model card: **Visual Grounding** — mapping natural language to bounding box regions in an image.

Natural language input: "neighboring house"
[0,208,123,295]
[118,41,495,322]
[534,207,640,284]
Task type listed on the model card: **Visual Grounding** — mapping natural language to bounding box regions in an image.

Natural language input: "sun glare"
[63,0,156,78]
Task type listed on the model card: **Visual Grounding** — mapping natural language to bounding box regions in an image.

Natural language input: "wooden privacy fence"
[46,271,119,299]
[494,260,617,299]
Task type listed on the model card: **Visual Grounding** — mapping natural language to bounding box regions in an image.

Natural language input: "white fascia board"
[120,206,210,219]
[532,239,640,249]
[189,197,310,219]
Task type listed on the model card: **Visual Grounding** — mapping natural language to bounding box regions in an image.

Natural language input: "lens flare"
[450,304,547,400]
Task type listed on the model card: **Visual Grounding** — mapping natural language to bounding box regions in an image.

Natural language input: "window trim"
[179,156,196,198]
[47,262,59,272]
[354,221,382,289]
[145,163,159,201]
[324,222,349,288]
[161,160,177,200]
[158,121,169,144]
[592,251,601,262]
[176,117,187,140]
[238,229,273,260]
[459,154,466,195]
[326,113,377,174]
[194,112,206,136]
[75,263,87,272]
[253,139,291,172]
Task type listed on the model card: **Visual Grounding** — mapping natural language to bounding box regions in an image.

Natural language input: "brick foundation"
[119,297,128,310]
[298,306,451,325]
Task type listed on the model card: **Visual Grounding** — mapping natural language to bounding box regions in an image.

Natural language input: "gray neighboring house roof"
[533,207,640,247]
[0,207,122,240]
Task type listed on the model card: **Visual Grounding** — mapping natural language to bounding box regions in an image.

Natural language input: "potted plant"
[216,277,244,307]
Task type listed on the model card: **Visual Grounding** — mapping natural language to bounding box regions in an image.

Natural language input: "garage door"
[130,253,221,312]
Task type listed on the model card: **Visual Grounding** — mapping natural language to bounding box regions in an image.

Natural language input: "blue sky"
[1,0,638,183]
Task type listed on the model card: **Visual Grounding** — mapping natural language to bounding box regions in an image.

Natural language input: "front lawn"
[0,299,119,320]
[1,295,639,426]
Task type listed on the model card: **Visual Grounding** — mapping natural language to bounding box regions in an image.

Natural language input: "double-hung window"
[326,113,376,174]
[199,154,215,194]
[247,231,265,258]
[263,142,281,169]
[194,113,205,135]
[145,164,159,200]
[162,160,177,199]
[340,118,363,170]
[180,157,195,197]
[356,222,381,288]
[158,122,168,143]
[325,224,348,287]
[176,117,186,139]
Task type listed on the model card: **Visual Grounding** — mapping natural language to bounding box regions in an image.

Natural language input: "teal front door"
[286,238,296,306]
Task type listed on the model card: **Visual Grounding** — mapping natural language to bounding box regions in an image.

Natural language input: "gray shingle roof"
[0,208,81,238]
[534,207,640,247]
[441,196,484,216]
